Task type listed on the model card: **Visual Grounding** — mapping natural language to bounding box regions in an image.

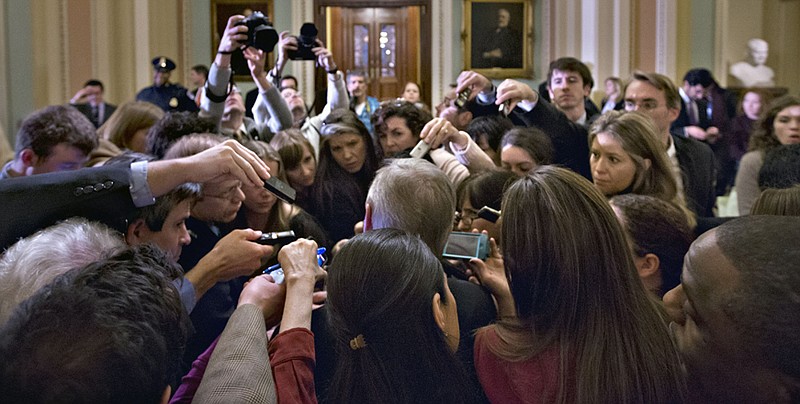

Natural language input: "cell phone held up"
[442,232,489,261]
[264,176,297,204]
[255,230,297,245]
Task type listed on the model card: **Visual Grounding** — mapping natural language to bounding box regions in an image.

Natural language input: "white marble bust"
[729,38,775,87]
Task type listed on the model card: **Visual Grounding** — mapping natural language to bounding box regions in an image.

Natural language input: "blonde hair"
[590,110,696,227]
[99,101,164,151]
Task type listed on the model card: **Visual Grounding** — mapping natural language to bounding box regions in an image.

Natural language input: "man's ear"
[125,218,147,245]
[431,292,447,333]
[547,87,555,101]
[667,106,681,123]
[19,149,38,167]
[583,85,592,97]
[363,203,373,231]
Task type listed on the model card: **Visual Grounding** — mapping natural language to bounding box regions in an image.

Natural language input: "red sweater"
[474,328,573,403]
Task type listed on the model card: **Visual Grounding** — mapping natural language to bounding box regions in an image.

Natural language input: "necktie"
[687,101,698,125]
[91,106,100,127]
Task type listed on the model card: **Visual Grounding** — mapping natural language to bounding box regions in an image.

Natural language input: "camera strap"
[205,72,235,103]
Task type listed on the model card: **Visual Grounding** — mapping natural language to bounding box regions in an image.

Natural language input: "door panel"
[329,6,419,102]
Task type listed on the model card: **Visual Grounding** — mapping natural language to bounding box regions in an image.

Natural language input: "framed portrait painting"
[211,0,274,78]
[464,0,532,78]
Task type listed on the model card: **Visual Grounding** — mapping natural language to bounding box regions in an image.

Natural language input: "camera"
[287,23,318,60]
[442,232,489,260]
[235,11,279,53]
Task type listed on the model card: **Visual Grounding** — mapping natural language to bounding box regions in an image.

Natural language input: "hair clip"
[349,334,367,350]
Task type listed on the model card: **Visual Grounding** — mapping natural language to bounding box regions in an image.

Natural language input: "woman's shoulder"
[740,150,765,166]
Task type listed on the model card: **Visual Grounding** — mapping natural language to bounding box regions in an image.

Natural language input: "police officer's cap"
[151,57,176,72]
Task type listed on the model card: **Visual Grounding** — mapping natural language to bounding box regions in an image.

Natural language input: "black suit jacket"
[73,102,117,127]
[179,217,247,374]
[671,97,710,132]
[672,133,716,217]
[510,100,592,180]
[0,165,135,250]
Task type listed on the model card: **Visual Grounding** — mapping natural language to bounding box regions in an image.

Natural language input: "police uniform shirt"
[136,83,199,112]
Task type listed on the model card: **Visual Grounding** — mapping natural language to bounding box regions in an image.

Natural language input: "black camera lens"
[236,11,278,53]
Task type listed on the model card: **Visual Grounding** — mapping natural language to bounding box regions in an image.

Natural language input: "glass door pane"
[353,24,369,71]
[379,24,396,77]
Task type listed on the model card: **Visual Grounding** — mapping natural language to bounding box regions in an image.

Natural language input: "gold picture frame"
[464,0,533,78]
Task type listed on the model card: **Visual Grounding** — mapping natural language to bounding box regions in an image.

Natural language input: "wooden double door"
[313,2,429,105]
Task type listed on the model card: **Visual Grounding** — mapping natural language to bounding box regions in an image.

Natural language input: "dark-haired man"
[1,105,97,179]
[623,71,716,218]
[69,79,117,127]
[664,216,800,402]
[546,57,598,125]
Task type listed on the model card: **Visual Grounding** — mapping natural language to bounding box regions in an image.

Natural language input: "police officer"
[136,57,199,112]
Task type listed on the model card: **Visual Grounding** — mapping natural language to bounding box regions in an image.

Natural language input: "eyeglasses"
[454,208,480,227]
[624,99,663,111]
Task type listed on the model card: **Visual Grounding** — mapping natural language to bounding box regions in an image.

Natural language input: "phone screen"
[443,233,482,259]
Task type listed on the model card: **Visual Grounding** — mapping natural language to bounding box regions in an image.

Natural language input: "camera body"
[235,11,279,53]
[287,23,318,60]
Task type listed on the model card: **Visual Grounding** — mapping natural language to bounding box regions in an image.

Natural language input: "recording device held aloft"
[455,89,471,109]
[264,176,297,204]
[255,230,297,245]
[442,232,489,260]
[288,23,318,60]
[235,11,279,53]
[409,140,432,158]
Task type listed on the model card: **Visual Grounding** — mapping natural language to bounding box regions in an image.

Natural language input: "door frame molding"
[312,0,432,106]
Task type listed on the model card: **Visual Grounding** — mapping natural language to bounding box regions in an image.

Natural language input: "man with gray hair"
[311,158,495,400]
[0,218,126,325]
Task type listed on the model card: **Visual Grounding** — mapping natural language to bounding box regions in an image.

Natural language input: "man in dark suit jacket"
[454,70,592,180]
[69,79,117,128]
[0,139,271,250]
[623,71,716,218]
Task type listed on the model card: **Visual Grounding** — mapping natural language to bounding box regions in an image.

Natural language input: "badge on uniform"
[169,97,178,108]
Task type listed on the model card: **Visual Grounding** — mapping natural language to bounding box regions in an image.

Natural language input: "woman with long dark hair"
[326,228,479,404]
[472,166,686,403]
[309,109,381,244]
[735,95,800,215]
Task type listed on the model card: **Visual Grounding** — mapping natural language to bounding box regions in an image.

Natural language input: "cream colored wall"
[762,0,800,95]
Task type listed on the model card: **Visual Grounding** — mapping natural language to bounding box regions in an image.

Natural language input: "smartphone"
[264,176,297,204]
[477,206,500,223]
[442,232,489,260]
[255,230,297,245]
